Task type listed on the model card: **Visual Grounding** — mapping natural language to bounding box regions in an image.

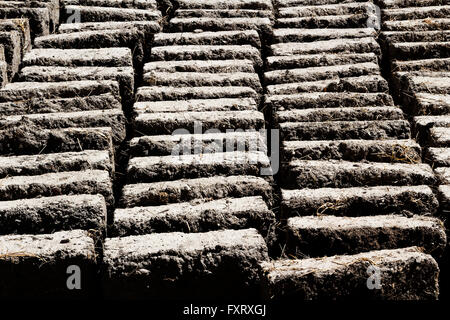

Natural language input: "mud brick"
[266,53,378,71]
[282,139,421,163]
[286,215,446,257]
[382,6,450,20]
[280,120,410,141]
[266,92,394,111]
[0,127,114,156]
[18,66,133,85]
[272,28,376,44]
[377,0,446,8]
[0,92,121,117]
[143,72,262,92]
[169,17,272,34]
[32,29,145,69]
[396,70,450,79]
[62,0,158,9]
[0,230,97,298]
[393,74,450,114]
[136,86,259,102]
[399,72,449,96]
[383,18,450,31]
[0,109,126,144]
[143,59,255,73]
[151,45,263,68]
[265,62,381,85]
[0,80,120,102]
[275,0,362,5]
[127,151,271,183]
[133,110,265,135]
[276,13,372,29]
[0,19,31,55]
[277,106,404,123]
[282,160,436,189]
[260,247,440,300]
[436,167,450,184]
[61,5,161,23]
[36,0,60,31]
[0,7,50,38]
[111,196,275,236]
[128,131,266,156]
[0,194,106,235]
[0,150,112,178]
[175,9,274,19]
[382,31,450,43]
[0,169,113,207]
[134,98,257,114]
[102,228,269,299]
[0,30,21,80]
[137,98,258,115]
[271,37,380,56]
[278,2,376,18]
[281,185,438,218]
[15,92,85,116]
[153,30,261,48]
[120,175,273,207]
[414,116,450,145]
[267,75,389,95]
[392,58,450,73]
[404,75,450,95]
[18,66,134,108]
[9,0,60,33]
[430,127,450,147]
[437,184,450,213]
[56,21,160,34]
[176,0,273,10]
[0,59,6,87]
[426,147,450,167]
[389,42,450,60]
[22,47,133,67]
[52,127,114,155]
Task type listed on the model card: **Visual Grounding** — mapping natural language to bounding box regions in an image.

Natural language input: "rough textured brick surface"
[282,139,421,163]
[0,150,112,178]
[0,127,114,156]
[102,228,269,299]
[0,230,97,298]
[111,196,275,236]
[260,247,440,300]
[281,185,438,218]
[286,215,446,257]
[120,175,273,207]
[153,30,261,47]
[133,110,265,135]
[128,131,266,156]
[127,151,271,183]
[282,160,436,189]
[0,195,106,234]
[0,170,114,208]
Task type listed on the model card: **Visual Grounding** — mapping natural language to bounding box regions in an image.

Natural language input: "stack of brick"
[0,79,117,297]
[33,0,162,79]
[376,0,450,208]
[102,0,277,299]
[0,0,160,298]
[260,0,445,300]
[374,0,450,298]
[18,47,135,110]
[0,0,59,38]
